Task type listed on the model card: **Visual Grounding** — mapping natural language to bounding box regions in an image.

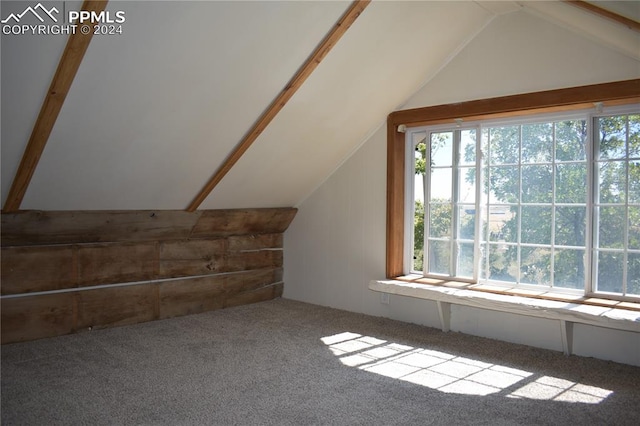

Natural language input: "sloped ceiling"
[1,1,638,211]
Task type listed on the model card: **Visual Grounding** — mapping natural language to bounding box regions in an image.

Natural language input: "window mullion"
[484,129,491,282]
[516,126,523,284]
[451,131,460,277]
[550,123,557,288]
[587,115,597,295]
[423,170,428,276]
[622,117,631,295]
[474,125,482,282]
[424,137,431,277]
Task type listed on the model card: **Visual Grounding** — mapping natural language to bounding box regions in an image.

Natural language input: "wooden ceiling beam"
[186,0,371,212]
[3,0,108,213]
[564,1,640,32]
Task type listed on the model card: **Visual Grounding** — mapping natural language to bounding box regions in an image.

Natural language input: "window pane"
[428,240,450,275]
[460,129,476,166]
[599,162,626,204]
[430,168,451,202]
[521,206,552,244]
[431,132,453,167]
[598,206,625,249]
[629,161,640,203]
[429,204,452,238]
[630,206,640,250]
[487,243,517,283]
[458,206,476,240]
[555,206,586,247]
[489,206,517,243]
[489,126,519,164]
[556,164,587,204]
[630,115,640,158]
[414,135,427,202]
[457,242,475,278]
[598,116,627,160]
[554,249,585,289]
[488,166,519,203]
[522,165,552,203]
[522,122,552,163]
[596,251,623,293]
[628,252,640,296]
[556,120,587,161]
[520,246,551,285]
[413,200,425,272]
[459,167,476,203]
[480,243,489,280]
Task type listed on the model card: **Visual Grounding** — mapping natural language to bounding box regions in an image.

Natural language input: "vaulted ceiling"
[2,1,639,211]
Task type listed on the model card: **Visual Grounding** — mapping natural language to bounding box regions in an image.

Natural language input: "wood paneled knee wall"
[1,209,296,344]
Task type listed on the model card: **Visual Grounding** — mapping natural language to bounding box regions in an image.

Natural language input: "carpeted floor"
[2,298,639,425]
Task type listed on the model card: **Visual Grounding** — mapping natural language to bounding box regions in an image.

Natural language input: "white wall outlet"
[380,293,390,305]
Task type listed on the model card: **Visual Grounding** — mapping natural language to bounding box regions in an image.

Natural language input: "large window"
[405,106,639,299]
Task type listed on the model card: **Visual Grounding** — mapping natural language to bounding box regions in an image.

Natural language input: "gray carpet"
[2,298,639,425]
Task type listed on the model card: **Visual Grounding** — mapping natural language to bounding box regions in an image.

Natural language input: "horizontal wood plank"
[224,283,283,309]
[159,239,226,278]
[76,285,157,330]
[226,250,283,272]
[159,275,226,319]
[224,268,282,295]
[191,208,297,238]
[78,242,158,286]
[1,268,285,343]
[1,293,75,343]
[1,246,75,295]
[389,79,640,128]
[1,209,296,247]
[1,210,202,247]
[227,233,283,251]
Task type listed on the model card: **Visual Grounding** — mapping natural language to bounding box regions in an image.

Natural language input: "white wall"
[284,11,640,366]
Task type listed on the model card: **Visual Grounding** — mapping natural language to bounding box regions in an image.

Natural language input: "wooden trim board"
[564,0,640,32]
[3,0,108,213]
[186,0,371,211]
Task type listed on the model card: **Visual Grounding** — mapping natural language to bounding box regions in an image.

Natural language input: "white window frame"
[404,125,482,282]
[404,104,640,301]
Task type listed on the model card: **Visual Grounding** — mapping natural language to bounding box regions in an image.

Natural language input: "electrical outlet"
[380,293,390,305]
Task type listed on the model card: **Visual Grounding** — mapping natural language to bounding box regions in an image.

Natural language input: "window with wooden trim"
[386,79,640,301]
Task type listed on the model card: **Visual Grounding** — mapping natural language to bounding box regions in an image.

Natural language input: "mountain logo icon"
[1,3,59,24]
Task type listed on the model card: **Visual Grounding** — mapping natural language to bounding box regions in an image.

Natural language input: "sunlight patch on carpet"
[320,332,613,403]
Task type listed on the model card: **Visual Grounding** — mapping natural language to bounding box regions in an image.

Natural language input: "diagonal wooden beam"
[564,0,640,32]
[3,0,108,213]
[186,0,371,212]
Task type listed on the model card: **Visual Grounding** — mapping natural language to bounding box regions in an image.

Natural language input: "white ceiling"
[1,0,638,210]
